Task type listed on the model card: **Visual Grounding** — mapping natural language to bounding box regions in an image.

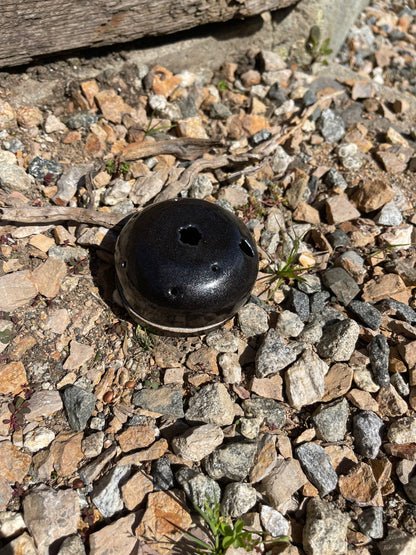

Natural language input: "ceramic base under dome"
[114,198,259,334]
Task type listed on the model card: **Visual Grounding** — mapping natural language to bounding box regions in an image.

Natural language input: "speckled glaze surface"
[115,198,259,333]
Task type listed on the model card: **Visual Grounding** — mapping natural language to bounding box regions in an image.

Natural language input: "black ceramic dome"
[115,198,258,333]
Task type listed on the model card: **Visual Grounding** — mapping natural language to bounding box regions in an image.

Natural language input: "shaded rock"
[322,267,360,305]
[313,398,349,442]
[205,329,239,353]
[255,328,298,378]
[377,384,407,418]
[221,482,257,518]
[242,397,286,429]
[121,470,153,511]
[176,467,221,509]
[152,457,174,492]
[348,300,382,330]
[303,498,350,555]
[185,383,234,426]
[357,507,384,539]
[296,443,337,496]
[249,434,278,484]
[376,298,416,325]
[132,386,184,418]
[368,334,390,387]
[0,531,37,554]
[172,423,224,461]
[285,349,328,409]
[135,491,192,552]
[62,386,97,431]
[57,535,86,555]
[260,458,307,513]
[317,319,360,362]
[204,441,257,481]
[378,528,416,555]
[91,465,131,518]
[283,287,310,322]
[88,512,141,555]
[22,485,79,554]
[353,411,383,458]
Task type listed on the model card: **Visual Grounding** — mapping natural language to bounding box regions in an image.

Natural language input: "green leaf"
[15,397,25,409]
[310,25,321,43]
[222,535,234,549]
[234,520,244,534]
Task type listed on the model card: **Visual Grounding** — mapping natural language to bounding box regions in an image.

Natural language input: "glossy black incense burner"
[115,198,258,333]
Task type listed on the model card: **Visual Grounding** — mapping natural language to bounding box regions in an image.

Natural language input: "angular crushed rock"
[317,319,360,362]
[204,441,257,481]
[61,386,97,432]
[303,498,350,555]
[296,443,338,496]
[353,411,384,459]
[255,328,298,378]
[368,334,390,387]
[185,383,235,426]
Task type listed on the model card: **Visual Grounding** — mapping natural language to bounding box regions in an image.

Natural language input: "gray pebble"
[62,385,97,431]
[357,507,384,539]
[353,411,383,459]
[220,482,257,517]
[313,398,349,442]
[255,328,298,378]
[242,397,286,430]
[317,319,360,362]
[175,467,221,509]
[68,112,98,129]
[204,441,257,481]
[348,300,382,331]
[28,156,63,181]
[283,287,310,322]
[368,334,390,387]
[296,442,338,496]
[318,109,346,143]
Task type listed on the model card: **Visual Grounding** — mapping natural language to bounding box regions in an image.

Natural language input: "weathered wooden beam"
[0,0,297,68]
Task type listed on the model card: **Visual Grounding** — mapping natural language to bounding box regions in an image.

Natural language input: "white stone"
[24,427,55,453]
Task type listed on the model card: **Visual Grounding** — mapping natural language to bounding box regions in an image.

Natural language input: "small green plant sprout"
[105,158,130,178]
[144,110,176,137]
[368,241,415,258]
[3,388,32,432]
[184,495,290,554]
[262,231,313,300]
[217,80,228,93]
[305,25,333,65]
[0,327,13,345]
[133,324,155,352]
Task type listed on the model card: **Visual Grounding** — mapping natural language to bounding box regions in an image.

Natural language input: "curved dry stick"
[0,206,123,228]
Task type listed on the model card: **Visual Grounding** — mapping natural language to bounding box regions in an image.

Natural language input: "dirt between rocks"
[0,1,416,554]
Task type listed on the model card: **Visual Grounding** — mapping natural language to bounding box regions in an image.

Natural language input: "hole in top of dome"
[239,238,255,257]
[179,226,202,246]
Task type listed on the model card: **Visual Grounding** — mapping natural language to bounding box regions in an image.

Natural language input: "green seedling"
[217,80,227,93]
[3,388,32,432]
[0,328,13,344]
[305,25,333,65]
[144,110,176,136]
[262,232,312,299]
[368,242,415,257]
[105,158,130,178]
[133,324,155,352]
[68,257,89,274]
[184,494,289,554]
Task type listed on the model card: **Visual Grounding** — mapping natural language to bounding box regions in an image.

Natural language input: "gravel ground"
[0,1,416,554]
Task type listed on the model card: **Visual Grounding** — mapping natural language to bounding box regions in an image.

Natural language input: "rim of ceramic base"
[117,284,231,335]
